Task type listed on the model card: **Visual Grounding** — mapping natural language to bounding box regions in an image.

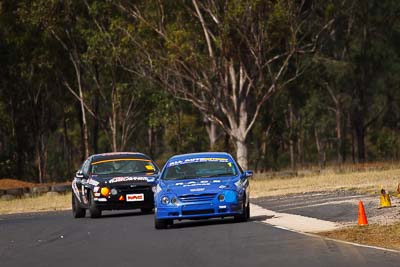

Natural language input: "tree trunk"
[110,88,118,152]
[63,113,72,179]
[314,128,326,169]
[76,67,89,159]
[148,126,154,158]
[235,138,248,170]
[36,141,43,184]
[354,121,366,163]
[36,133,47,183]
[351,4,369,164]
[205,120,219,151]
[297,130,303,168]
[335,106,344,165]
[224,133,231,153]
[289,138,295,170]
[287,103,296,171]
[92,94,99,154]
[351,128,356,163]
[351,101,366,163]
[260,133,268,172]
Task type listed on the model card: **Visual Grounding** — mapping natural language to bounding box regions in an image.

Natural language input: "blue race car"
[154,152,252,229]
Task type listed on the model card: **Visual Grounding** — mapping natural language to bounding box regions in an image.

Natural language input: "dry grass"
[250,167,400,198]
[319,223,400,250]
[0,193,71,215]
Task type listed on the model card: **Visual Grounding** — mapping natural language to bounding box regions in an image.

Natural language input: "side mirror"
[243,170,253,178]
[76,170,84,179]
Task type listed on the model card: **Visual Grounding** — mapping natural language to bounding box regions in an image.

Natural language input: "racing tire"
[246,202,250,220]
[154,218,168,229]
[234,197,248,222]
[89,193,102,218]
[72,193,86,218]
[141,207,154,213]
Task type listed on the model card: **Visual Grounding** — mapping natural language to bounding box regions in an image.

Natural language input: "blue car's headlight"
[160,196,179,205]
[218,194,225,202]
[161,196,169,205]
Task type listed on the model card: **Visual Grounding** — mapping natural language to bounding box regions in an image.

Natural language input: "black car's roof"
[91,152,152,163]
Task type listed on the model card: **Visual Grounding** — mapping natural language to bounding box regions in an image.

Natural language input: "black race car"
[72,152,159,218]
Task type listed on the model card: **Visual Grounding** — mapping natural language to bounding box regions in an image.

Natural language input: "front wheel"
[246,202,250,219]
[89,193,102,218]
[72,193,86,218]
[234,197,249,222]
[155,218,172,229]
[141,207,154,213]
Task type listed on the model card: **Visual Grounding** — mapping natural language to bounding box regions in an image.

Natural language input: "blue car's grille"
[179,193,217,203]
[182,209,214,215]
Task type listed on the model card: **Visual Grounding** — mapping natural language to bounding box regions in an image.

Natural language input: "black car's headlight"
[110,188,118,195]
[100,187,110,197]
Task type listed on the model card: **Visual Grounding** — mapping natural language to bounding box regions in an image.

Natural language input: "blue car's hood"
[160,177,238,196]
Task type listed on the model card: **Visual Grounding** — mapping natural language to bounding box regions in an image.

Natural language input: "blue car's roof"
[168,152,233,161]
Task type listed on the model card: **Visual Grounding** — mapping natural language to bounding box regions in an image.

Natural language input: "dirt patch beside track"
[0,179,37,189]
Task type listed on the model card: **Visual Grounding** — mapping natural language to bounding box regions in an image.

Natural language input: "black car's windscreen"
[91,159,157,175]
[162,161,237,180]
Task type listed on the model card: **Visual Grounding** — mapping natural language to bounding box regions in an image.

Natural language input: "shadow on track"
[167,215,274,229]
[250,215,274,221]
[170,217,237,229]
[92,209,154,219]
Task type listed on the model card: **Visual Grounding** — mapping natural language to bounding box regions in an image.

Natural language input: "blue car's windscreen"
[91,158,157,175]
[162,159,237,180]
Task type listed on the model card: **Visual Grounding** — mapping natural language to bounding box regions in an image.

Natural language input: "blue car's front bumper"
[155,198,244,220]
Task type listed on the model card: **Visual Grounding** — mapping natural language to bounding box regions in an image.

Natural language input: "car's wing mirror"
[76,170,84,179]
[243,170,253,178]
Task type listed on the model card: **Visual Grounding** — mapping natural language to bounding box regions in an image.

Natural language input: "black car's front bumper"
[93,185,154,210]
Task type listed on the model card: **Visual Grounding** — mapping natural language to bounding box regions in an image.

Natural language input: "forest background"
[1,0,399,183]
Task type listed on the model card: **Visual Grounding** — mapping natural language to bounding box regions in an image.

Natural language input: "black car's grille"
[179,193,217,203]
[182,209,214,215]
[113,185,152,193]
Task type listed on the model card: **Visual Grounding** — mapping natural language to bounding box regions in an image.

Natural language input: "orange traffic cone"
[358,200,368,226]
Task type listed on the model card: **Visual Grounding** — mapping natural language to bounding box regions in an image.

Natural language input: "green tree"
[114,0,330,169]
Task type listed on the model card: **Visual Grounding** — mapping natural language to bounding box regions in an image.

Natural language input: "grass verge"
[0,193,71,215]
[251,167,400,198]
[319,223,400,251]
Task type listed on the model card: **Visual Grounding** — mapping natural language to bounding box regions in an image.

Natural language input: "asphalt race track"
[0,210,399,267]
